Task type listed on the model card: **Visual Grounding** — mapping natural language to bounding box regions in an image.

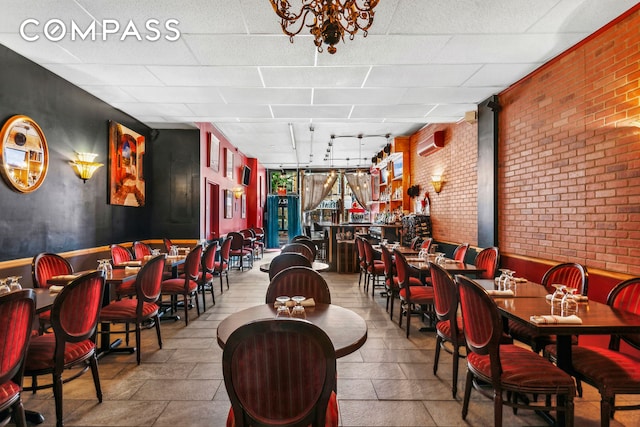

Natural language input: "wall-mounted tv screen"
[393,157,403,179]
[242,165,251,186]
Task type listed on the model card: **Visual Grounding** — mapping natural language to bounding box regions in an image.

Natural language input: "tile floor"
[18,251,639,426]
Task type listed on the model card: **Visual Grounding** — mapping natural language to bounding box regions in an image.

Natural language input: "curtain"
[266,195,280,248]
[345,172,372,208]
[287,195,302,240]
[301,172,338,211]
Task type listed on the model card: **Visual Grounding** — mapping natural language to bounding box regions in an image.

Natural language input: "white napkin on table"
[545,294,589,302]
[120,260,141,266]
[274,298,316,308]
[494,277,527,283]
[530,314,582,324]
[124,266,141,274]
[49,285,64,294]
[486,289,515,296]
[51,274,78,280]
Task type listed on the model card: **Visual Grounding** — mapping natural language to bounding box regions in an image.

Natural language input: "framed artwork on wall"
[225,148,233,179]
[224,189,233,218]
[108,120,145,207]
[241,193,246,218]
[208,132,219,172]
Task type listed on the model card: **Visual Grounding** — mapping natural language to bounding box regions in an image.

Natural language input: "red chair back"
[429,262,459,327]
[453,243,469,262]
[362,239,378,272]
[228,232,245,251]
[163,238,173,253]
[266,266,331,304]
[136,255,166,304]
[52,271,105,345]
[380,244,395,287]
[420,238,433,252]
[201,241,218,274]
[183,245,203,284]
[474,247,499,279]
[223,318,336,427]
[110,244,133,265]
[607,277,640,351]
[393,249,410,288]
[132,241,152,260]
[541,262,588,295]
[32,252,73,289]
[268,253,312,280]
[355,237,365,264]
[0,289,35,386]
[219,237,232,264]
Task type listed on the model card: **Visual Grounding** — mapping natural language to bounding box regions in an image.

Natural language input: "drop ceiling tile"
[366,64,481,88]
[389,0,559,34]
[428,104,477,117]
[314,88,406,105]
[111,102,194,117]
[122,86,225,103]
[218,88,311,105]
[0,34,81,64]
[184,34,315,66]
[261,66,370,88]
[79,85,138,103]
[0,0,95,31]
[351,104,434,119]
[76,0,246,34]
[147,66,263,87]
[272,105,352,119]
[464,63,541,87]
[187,104,272,118]
[399,87,503,104]
[527,0,640,33]
[44,63,164,86]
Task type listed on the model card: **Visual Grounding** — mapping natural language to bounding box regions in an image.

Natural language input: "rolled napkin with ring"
[545,294,589,302]
[124,266,141,274]
[486,289,515,296]
[530,314,582,324]
[49,285,65,294]
[274,298,316,308]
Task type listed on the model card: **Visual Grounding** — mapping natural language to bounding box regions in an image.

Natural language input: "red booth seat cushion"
[162,278,197,293]
[0,381,20,406]
[399,286,434,301]
[26,334,95,371]
[468,344,575,389]
[226,390,338,427]
[100,300,158,321]
[567,345,640,389]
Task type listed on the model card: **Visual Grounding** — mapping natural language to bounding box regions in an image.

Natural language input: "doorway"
[205,180,219,240]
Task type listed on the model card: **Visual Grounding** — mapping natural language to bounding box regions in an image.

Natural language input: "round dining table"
[217,303,367,358]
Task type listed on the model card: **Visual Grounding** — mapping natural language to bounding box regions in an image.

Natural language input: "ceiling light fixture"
[268,0,379,54]
[288,123,296,150]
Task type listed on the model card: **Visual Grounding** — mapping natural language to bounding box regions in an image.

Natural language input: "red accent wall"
[197,123,266,237]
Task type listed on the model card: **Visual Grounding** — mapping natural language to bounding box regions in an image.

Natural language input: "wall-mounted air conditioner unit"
[417,130,445,157]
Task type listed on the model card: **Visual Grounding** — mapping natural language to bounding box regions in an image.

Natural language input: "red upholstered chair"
[32,252,74,334]
[452,242,470,262]
[198,241,218,310]
[268,253,312,281]
[239,228,258,260]
[214,237,232,293]
[161,245,203,326]
[355,237,368,288]
[380,244,399,319]
[110,244,137,299]
[24,271,105,427]
[0,289,35,427]
[362,238,385,297]
[394,249,434,338]
[163,237,174,253]
[247,228,265,260]
[99,255,166,364]
[229,232,253,270]
[223,319,338,427]
[132,241,152,260]
[474,246,499,279]
[455,275,575,427]
[419,237,433,252]
[281,242,314,263]
[429,262,465,398]
[545,277,640,427]
[293,238,318,262]
[510,262,588,353]
[266,266,331,305]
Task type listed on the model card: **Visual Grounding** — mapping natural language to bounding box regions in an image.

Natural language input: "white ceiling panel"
[1,0,635,168]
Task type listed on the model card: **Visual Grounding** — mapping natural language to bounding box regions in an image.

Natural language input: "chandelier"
[268,0,379,54]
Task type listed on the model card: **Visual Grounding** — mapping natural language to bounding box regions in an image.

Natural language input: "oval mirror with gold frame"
[0,115,49,193]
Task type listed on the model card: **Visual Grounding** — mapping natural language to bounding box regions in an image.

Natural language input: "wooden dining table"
[407,257,487,276]
[217,303,368,358]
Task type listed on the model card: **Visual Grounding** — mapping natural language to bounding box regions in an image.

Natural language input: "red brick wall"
[410,122,478,245]
[499,7,640,276]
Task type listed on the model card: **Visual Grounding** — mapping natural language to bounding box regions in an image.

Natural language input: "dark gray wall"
[0,44,151,260]
[149,129,200,239]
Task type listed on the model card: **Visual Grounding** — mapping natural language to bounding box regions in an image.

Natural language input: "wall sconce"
[233,187,244,199]
[431,175,444,193]
[71,152,103,183]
